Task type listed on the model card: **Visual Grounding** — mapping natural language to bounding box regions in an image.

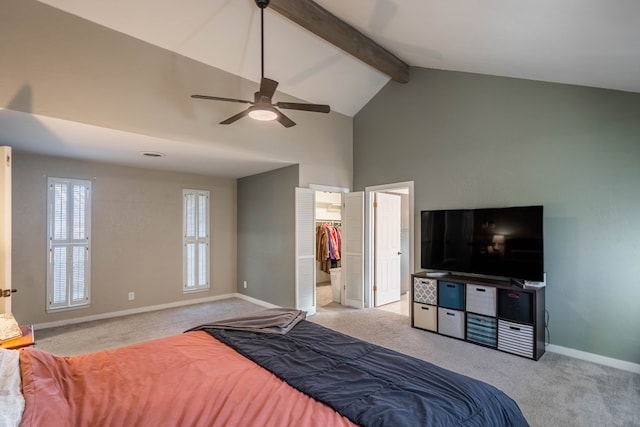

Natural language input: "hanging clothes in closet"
[316,223,342,273]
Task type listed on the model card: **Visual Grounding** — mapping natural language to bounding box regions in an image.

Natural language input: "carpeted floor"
[34,297,639,427]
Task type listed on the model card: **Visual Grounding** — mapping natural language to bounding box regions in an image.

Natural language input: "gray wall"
[237,165,298,308]
[12,151,236,324]
[354,67,640,364]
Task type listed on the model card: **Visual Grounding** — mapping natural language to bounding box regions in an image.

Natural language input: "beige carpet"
[34,298,640,427]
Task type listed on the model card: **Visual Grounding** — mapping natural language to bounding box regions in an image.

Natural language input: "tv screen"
[421,206,543,282]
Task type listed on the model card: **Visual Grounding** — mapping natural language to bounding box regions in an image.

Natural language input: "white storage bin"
[438,307,465,339]
[413,303,437,331]
[466,284,497,316]
[329,268,341,303]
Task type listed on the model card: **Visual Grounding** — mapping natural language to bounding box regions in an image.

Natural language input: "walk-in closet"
[315,191,342,307]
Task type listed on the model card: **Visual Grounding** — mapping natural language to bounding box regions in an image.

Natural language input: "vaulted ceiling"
[2,0,639,177]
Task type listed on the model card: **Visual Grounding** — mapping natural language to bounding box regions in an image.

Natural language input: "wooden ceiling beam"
[268,0,409,83]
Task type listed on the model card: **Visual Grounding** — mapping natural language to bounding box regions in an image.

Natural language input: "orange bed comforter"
[19,331,357,427]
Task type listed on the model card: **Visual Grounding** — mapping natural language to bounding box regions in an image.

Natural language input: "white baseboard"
[547,344,640,374]
[34,293,249,330]
[234,293,280,308]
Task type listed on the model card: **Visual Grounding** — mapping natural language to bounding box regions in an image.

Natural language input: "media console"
[411,272,545,360]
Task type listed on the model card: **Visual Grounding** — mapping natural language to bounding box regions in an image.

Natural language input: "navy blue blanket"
[201,320,529,427]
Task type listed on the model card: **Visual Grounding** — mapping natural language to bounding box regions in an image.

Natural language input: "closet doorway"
[315,190,344,309]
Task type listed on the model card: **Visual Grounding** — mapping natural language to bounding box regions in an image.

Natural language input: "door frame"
[0,146,11,315]
[364,181,414,309]
[308,184,349,310]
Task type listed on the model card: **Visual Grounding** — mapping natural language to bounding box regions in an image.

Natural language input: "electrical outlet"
[128,292,135,300]
[243,281,247,289]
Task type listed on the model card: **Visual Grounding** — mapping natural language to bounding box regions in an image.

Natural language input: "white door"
[374,192,402,307]
[295,188,316,315]
[343,192,364,308]
[0,147,11,314]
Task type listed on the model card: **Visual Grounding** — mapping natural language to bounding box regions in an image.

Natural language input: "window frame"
[182,189,210,293]
[46,177,92,312]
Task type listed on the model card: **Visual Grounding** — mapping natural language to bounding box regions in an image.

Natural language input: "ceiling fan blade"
[275,110,296,128]
[220,109,251,125]
[192,94,253,105]
[276,102,330,113]
[259,77,279,101]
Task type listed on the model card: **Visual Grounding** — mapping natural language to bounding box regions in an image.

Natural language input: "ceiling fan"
[191,0,331,128]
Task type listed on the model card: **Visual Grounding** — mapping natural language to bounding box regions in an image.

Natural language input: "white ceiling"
[3,0,640,177]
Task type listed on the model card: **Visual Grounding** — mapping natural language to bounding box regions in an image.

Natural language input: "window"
[183,189,209,292]
[47,178,91,311]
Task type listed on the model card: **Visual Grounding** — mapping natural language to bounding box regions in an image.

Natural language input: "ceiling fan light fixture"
[248,108,278,121]
[190,0,329,128]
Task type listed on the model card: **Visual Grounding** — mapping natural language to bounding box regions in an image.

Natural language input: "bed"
[2,308,529,427]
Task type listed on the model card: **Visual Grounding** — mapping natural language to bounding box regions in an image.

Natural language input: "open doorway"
[315,190,343,310]
[366,182,414,317]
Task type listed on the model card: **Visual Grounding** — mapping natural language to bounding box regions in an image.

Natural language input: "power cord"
[544,308,550,346]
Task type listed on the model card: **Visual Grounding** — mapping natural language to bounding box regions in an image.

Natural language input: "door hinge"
[373,201,378,209]
[373,284,377,292]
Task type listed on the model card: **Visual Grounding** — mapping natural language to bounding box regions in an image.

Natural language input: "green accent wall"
[237,165,298,308]
[354,67,640,364]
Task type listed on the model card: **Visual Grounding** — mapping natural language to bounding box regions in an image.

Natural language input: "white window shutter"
[47,178,91,311]
[183,189,210,292]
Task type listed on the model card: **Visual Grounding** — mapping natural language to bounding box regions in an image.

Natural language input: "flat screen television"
[421,205,544,282]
